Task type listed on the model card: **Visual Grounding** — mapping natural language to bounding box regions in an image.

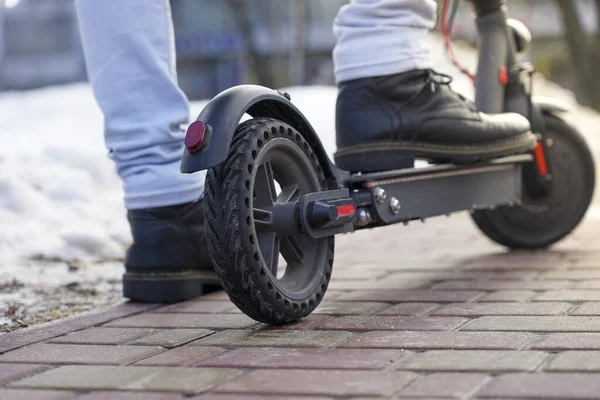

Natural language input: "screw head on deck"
[390,197,401,214]
[356,208,372,227]
[374,187,386,204]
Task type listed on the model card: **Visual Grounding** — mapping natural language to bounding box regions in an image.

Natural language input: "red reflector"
[499,66,509,86]
[185,121,207,151]
[336,205,355,217]
[534,141,549,176]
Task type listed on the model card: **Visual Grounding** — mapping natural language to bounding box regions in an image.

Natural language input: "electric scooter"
[181,0,596,324]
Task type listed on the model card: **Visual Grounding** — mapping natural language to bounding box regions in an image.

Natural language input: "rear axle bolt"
[356,208,373,227]
[374,187,386,204]
[390,197,401,214]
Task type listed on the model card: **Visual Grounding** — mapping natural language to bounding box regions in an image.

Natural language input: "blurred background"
[1,0,600,109]
[2,0,600,332]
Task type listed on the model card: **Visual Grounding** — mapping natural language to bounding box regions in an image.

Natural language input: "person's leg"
[333,0,536,173]
[333,0,437,83]
[75,0,219,303]
[75,0,201,209]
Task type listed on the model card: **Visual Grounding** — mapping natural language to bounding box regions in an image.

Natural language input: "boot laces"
[426,69,476,110]
[426,70,453,93]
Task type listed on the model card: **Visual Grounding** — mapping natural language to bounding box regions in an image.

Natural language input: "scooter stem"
[470,0,506,16]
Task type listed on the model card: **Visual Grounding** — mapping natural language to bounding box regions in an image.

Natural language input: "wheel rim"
[492,126,591,239]
[250,137,328,300]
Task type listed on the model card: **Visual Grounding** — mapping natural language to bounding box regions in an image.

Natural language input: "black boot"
[123,199,221,303]
[335,69,537,173]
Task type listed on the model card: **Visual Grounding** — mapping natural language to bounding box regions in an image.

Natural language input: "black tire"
[204,117,334,324]
[473,114,595,249]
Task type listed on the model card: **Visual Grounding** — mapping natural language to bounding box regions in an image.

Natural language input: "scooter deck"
[348,155,532,226]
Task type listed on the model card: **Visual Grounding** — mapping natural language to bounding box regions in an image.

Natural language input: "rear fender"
[180,84,336,183]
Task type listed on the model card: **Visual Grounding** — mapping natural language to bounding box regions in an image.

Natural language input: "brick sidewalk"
[2,207,600,399]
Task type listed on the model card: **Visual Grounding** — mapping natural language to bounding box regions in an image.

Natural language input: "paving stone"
[0,364,50,385]
[75,392,182,400]
[327,276,429,290]
[331,266,387,280]
[313,302,391,316]
[336,290,484,303]
[339,331,537,350]
[470,398,520,400]
[345,397,391,400]
[154,301,236,314]
[0,389,75,400]
[10,365,241,395]
[479,290,536,302]
[460,260,562,271]
[532,333,600,350]
[539,270,600,280]
[267,315,332,331]
[220,307,243,314]
[462,316,600,332]
[566,253,600,263]
[495,270,542,280]
[0,344,163,365]
[399,350,547,372]
[351,260,459,272]
[129,329,213,348]
[198,347,408,369]
[461,252,562,268]
[50,328,154,345]
[105,313,259,329]
[317,316,467,331]
[576,280,600,289]
[374,271,457,280]
[545,351,600,371]
[387,270,538,281]
[534,290,600,302]
[214,369,417,397]
[571,302,600,315]
[0,303,155,353]
[400,373,489,398]
[431,302,572,316]
[194,291,231,301]
[477,373,600,399]
[189,395,332,400]
[434,280,573,290]
[377,303,438,316]
[134,347,226,367]
[189,329,353,348]
[393,398,447,400]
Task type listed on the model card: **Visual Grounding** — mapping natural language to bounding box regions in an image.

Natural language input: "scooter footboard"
[349,155,531,226]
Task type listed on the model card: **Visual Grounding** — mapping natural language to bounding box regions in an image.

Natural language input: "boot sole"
[123,270,222,303]
[334,132,537,173]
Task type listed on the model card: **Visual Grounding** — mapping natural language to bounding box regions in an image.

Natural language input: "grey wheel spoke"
[253,208,273,231]
[254,160,277,207]
[258,232,280,276]
[277,184,301,204]
[280,236,305,266]
[271,237,281,276]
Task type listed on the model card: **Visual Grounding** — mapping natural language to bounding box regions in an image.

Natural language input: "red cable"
[442,0,476,84]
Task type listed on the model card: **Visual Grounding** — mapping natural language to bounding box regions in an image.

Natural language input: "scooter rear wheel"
[204,117,334,324]
[473,114,595,249]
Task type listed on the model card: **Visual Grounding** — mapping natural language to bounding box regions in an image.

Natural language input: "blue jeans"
[75,0,437,210]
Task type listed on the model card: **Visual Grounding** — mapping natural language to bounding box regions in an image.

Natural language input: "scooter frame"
[181,0,558,232]
[181,0,596,324]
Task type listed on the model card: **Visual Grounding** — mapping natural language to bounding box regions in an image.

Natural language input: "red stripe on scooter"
[535,141,549,176]
[336,205,355,217]
[499,66,509,86]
